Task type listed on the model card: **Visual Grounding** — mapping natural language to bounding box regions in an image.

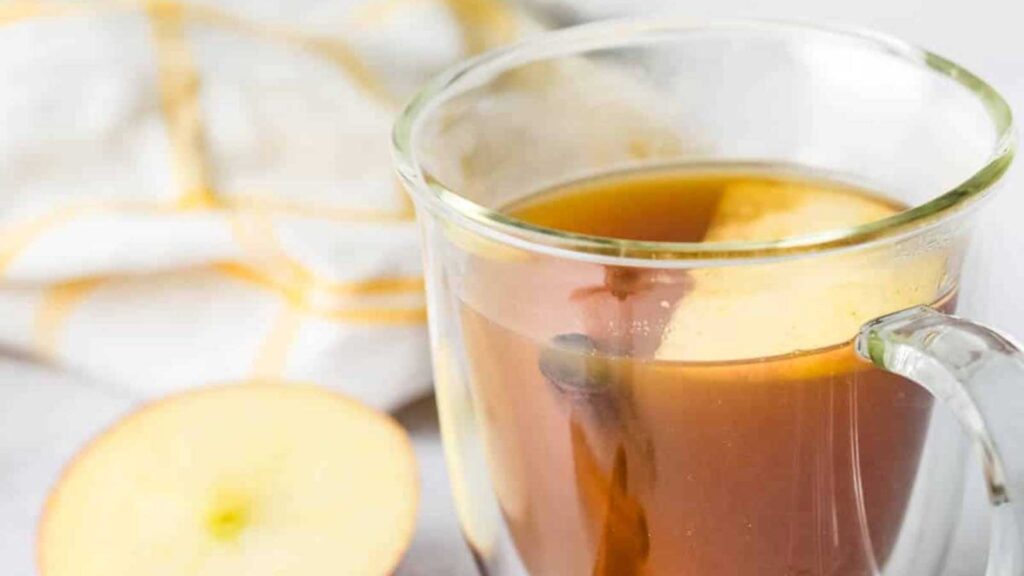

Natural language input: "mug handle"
[857,306,1024,575]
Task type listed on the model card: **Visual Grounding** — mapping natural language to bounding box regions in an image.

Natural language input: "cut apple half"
[38,383,418,576]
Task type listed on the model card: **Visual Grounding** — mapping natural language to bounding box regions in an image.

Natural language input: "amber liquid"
[458,168,943,575]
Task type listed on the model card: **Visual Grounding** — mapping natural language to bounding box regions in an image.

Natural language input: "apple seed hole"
[206,495,251,542]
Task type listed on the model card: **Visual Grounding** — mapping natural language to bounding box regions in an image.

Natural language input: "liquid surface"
[507,168,904,243]
[455,167,946,575]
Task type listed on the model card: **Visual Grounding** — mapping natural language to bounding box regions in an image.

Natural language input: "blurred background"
[0,0,1021,575]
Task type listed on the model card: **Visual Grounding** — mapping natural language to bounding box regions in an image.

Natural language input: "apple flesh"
[657,180,947,362]
[38,383,418,576]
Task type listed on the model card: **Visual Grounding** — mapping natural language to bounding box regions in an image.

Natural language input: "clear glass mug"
[392,19,1022,575]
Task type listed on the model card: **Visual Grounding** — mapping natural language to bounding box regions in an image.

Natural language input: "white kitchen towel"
[0,0,523,410]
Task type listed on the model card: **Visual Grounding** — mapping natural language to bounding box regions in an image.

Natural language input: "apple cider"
[455,167,948,575]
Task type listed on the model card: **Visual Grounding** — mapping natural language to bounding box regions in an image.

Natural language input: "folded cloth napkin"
[0,0,525,410]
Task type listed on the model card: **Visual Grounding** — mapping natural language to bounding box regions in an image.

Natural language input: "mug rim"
[392,17,1016,266]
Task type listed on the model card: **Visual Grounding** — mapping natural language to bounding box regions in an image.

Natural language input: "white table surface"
[2,3,1023,575]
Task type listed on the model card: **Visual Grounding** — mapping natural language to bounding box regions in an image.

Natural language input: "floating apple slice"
[699,179,898,243]
[38,383,418,576]
[657,179,948,364]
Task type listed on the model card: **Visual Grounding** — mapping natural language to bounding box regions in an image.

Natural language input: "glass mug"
[393,19,1022,575]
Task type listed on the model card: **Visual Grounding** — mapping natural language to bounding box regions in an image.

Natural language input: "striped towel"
[0,0,523,410]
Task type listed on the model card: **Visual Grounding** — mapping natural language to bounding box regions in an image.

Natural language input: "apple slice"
[38,383,418,576]
[657,179,948,364]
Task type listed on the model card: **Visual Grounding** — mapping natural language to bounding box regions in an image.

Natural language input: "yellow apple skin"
[37,383,419,576]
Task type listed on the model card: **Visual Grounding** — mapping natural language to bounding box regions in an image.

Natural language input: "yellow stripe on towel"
[218,262,427,325]
[250,305,303,379]
[226,194,416,223]
[0,205,97,276]
[146,0,217,210]
[0,1,89,26]
[226,211,423,296]
[34,277,105,358]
